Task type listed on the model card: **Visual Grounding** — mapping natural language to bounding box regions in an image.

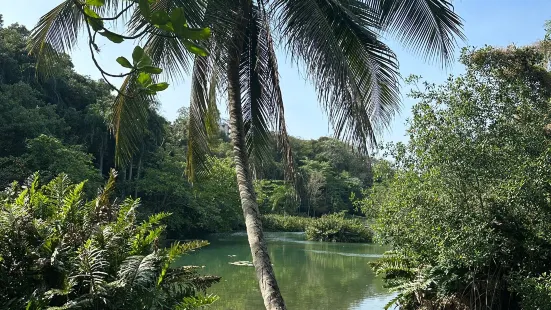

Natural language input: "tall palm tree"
[29,1,464,309]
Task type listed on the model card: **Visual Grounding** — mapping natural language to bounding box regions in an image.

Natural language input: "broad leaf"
[141,66,163,74]
[100,30,124,43]
[116,57,133,69]
[137,72,152,87]
[149,11,170,26]
[180,28,211,41]
[86,0,105,6]
[138,0,151,19]
[132,46,145,65]
[183,41,208,56]
[148,82,169,92]
[170,8,187,33]
[157,22,175,32]
[84,7,103,31]
[137,53,153,68]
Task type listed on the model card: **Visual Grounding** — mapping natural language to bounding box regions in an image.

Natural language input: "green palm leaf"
[27,0,83,78]
[378,0,465,66]
[272,0,400,152]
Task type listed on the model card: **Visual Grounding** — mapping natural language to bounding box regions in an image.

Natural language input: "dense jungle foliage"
[0,171,220,309]
[0,21,373,240]
[363,43,551,309]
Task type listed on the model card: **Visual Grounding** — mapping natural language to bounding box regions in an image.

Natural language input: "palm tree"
[28,1,464,309]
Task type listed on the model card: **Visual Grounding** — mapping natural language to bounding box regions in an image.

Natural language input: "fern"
[1,173,218,309]
[174,294,219,309]
[72,239,108,295]
[116,253,159,290]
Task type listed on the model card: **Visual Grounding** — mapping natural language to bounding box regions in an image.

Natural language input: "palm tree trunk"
[227,30,286,310]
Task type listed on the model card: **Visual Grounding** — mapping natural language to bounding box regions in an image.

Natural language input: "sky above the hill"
[3,0,551,150]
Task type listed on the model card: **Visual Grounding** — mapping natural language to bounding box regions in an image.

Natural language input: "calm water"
[174,232,393,310]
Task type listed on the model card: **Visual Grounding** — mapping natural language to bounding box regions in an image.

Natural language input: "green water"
[175,232,393,309]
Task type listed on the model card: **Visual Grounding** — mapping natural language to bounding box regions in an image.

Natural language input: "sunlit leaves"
[137,72,152,86]
[83,6,103,31]
[183,41,208,57]
[148,82,169,91]
[85,0,105,6]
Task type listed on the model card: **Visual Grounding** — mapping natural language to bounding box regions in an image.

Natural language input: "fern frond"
[174,294,219,310]
[116,253,159,289]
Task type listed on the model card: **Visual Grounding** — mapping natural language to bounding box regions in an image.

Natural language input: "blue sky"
[3,0,551,146]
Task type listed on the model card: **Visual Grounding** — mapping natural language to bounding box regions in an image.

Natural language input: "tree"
[372,45,551,309]
[29,1,465,309]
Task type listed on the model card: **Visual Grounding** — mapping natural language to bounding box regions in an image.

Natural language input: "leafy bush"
[509,273,551,310]
[261,214,313,232]
[0,171,220,309]
[372,45,551,309]
[305,213,372,243]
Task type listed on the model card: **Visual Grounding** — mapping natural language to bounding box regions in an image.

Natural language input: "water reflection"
[175,232,393,310]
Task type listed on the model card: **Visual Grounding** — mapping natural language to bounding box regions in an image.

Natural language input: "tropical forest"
[1,0,550,309]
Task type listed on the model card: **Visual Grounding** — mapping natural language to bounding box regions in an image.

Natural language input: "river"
[174,232,394,309]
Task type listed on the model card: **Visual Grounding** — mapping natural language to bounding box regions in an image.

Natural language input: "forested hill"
[0,20,373,237]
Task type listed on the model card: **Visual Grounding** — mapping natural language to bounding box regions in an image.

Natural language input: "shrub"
[372,46,551,309]
[0,171,219,309]
[261,214,312,232]
[305,213,372,243]
[509,273,551,310]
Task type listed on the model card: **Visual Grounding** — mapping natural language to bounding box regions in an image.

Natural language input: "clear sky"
[2,0,551,146]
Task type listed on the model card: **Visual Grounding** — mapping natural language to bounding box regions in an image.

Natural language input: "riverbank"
[262,214,373,243]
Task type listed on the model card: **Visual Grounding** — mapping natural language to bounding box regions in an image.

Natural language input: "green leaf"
[137,72,152,87]
[116,57,133,69]
[99,31,124,43]
[141,66,162,74]
[86,0,105,6]
[83,6,101,19]
[84,7,103,31]
[170,8,186,33]
[137,54,153,69]
[138,0,151,19]
[180,27,211,41]
[149,11,170,26]
[148,82,169,92]
[132,46,145,65]
[157,22,175,32]
[183,41,209,57]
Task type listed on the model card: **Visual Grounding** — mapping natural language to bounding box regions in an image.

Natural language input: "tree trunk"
[99,132,106,177]
[134,144,144,198]
[226,7,286,307]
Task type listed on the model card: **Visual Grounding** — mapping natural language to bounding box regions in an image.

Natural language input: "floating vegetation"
[229,261,254,267]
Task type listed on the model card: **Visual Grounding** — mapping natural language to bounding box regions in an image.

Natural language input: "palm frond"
[187,54,220,180]
[111,75,153,167]
[257,0,296,182]
[241,3,272,166]
[27,0,83,78]
[378,0,465,66]
[272,0,400,152]
[185,0,237,181]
